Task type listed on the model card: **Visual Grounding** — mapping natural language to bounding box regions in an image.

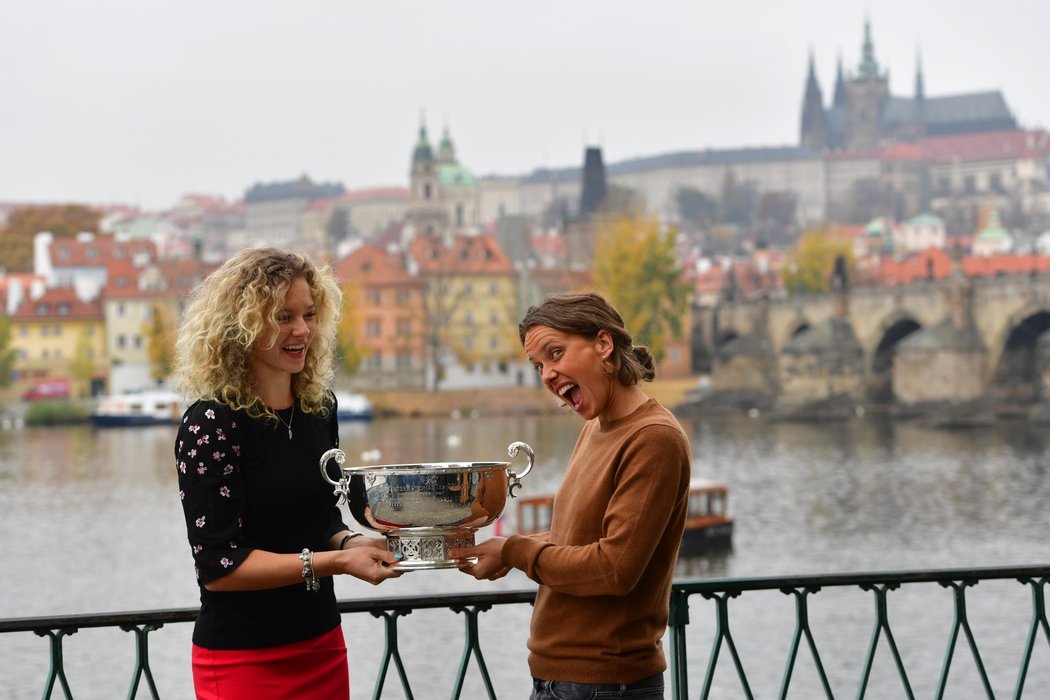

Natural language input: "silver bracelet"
[298,548,319,592]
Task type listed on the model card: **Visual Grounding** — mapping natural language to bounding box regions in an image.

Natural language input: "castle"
[800,19,1017,151]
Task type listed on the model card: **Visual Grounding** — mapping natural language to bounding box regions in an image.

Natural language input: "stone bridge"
[692,271,1050,419]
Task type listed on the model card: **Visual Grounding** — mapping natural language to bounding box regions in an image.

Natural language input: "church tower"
[843,18,890,150]
[799,51,830,150]
[407,118,448,236]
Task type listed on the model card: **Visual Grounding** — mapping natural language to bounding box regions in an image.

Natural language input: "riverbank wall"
[364,377,702,418]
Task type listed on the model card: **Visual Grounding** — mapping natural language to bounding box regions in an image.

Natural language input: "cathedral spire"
[833,53,847,107]
[856,17,885,80]
[800,49,829,149]
[915,50,925,101]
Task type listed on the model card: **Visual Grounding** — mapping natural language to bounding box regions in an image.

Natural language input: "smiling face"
[248,276,317,395]
[524,324,615,421]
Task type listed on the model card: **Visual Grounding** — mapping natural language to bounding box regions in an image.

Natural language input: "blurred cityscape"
[1,20,1049,403]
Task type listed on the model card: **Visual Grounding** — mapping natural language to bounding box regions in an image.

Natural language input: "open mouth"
[283,343,307,357]
[557,383,583,410]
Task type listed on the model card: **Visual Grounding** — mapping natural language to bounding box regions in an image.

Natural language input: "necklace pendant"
[288,426,293,440]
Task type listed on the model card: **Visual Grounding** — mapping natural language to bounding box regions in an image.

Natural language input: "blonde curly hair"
[173,247,342,419]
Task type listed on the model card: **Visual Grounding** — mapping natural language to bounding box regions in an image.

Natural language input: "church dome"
[437,162,477,188]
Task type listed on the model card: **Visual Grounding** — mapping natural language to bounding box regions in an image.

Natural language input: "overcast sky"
[2,1,1047,211]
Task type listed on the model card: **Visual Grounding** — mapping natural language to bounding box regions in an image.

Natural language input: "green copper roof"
[856,18,886,81]
[437,162,477,188]
[413,125,434,163]
[865,217,891,237]
[975,209,1010,241]
[908,213,943,227]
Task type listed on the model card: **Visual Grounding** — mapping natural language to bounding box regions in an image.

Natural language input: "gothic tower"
[843,18,890,150]
[799,51,830,150]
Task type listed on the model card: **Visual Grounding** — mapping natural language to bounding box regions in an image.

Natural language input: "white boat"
[334,392,375,422]
[89,390,185,427]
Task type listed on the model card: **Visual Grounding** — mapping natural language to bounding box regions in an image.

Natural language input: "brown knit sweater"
[503,398,691,684]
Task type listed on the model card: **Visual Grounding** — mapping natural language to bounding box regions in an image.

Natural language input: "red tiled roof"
[49,235,157,268]
[409,233,513,275]
[339,187,410,203]
[334,244,423,287]
[10,287,102,320]
[919,129,1050,164]
[872,249,1050,285]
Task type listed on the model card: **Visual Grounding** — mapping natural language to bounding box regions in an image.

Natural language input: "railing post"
[857,582,913,699]
[699,589,752,699]
[449,603,496,700]
[1014,576,1050,697]
[934,579,992,699]
[369,608,414,700]
[667,588,691,700]
[33,627,77,700]
[120,623,162,700]
[778,586,832,699]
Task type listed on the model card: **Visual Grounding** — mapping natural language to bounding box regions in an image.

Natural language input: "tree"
[592,215,690,363]
[782,230,856,294]
[676,187,720,229]
[719,171,757,228]
[144,303,176,383]
[0,317,18,390]
[69,328,96,399]
[336,284,366,379]
[0,204,103,272]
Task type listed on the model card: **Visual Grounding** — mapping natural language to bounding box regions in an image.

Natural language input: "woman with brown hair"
[456,291,692,700]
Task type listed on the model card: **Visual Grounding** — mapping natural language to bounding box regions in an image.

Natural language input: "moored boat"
[334,391,375,421]
[89,390,185,427]
[514,479,734,556]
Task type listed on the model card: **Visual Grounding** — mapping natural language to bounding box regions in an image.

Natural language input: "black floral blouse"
[174,397,349,649]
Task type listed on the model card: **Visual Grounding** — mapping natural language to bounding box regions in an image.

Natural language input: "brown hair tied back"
[518,292,656,386]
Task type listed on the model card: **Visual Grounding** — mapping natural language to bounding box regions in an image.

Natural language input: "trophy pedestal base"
[385,527,477,570]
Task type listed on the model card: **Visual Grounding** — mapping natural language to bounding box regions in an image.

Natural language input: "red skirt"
[192,625,350,699]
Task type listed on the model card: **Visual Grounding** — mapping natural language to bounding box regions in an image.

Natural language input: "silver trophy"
[320,442,534,570]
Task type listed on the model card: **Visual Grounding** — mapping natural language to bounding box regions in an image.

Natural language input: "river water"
[1,410,1048,699]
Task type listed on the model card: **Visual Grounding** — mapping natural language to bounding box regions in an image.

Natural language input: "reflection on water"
[1,413,1048,698]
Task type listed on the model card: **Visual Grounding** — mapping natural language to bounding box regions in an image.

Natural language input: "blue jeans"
[530,673,664,699]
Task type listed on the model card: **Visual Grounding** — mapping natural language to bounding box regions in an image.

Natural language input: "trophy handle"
[320,448,347,501]
[506,441,534,498]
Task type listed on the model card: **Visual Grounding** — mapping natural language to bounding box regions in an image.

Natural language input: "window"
[396,353,412,370]
[366,289,382,305]
[964,175,976,194]
[396,319,411,336]
[117,334,127,349]
[395,290,411,305]
[57,303,71,315]
[424,183,432,200]
[366,319,381,337]
[366,353,383,370]
[118,303,126,317]
[489,335,499,350]
[134,335,143,349]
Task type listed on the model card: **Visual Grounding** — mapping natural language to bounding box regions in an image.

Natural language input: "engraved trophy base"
[384,527,477,570]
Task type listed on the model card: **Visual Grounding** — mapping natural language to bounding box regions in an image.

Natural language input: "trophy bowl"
[320,441,534,570]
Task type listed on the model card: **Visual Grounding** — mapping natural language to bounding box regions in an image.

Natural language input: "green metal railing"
[1,565,1047,699]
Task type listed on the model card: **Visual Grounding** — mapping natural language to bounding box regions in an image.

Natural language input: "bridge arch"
[868,315,923,403]
[989,308,1050,408]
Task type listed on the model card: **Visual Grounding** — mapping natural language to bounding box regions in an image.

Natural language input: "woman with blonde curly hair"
[173,247,401,700]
